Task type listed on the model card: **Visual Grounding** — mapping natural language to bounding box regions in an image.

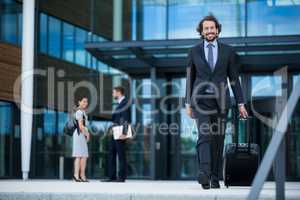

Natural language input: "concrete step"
[0,180,299,200]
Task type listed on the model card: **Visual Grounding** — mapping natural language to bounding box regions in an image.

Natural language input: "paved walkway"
[0,180,299,200]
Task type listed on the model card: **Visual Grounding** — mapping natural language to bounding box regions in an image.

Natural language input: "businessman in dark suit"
[102,86,131,182]
[185,15,248,189]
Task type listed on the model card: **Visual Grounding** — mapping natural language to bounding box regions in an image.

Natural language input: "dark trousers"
[108,137,127,180]
[195,110,227,182]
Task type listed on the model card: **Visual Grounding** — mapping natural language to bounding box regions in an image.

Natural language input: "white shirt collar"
[118,96,125,104]
[204,39,217,48]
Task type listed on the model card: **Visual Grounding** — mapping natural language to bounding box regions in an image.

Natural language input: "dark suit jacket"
[112,97,131,134]
[185,40,244,118]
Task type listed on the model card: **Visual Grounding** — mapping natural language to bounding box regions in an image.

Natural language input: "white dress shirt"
[118,96,125,104]
[204,39,218,68]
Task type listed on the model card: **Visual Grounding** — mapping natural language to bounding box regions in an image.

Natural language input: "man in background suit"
[102,86,131,182]
[185,15,248,189]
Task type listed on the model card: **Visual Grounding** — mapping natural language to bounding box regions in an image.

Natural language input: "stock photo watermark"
[13,65,290,136]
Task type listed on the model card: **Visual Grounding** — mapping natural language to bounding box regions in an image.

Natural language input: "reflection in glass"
[0,101,13,177]
[62,22,75,62]
[17,13,22,45]
[142,0,167,39]
[75,27,87,66]
[57,112,68,135]
[289,95,300,180]
[43,109,57,135]
[293,74,300,88]
[247,0,300,36]
[0,102,12,135]
[39,13,48,53]
[168,0,245,39]
[180,108,197,178]
[48,16,61,58]
[251,75,282,97]
[98,62,109,73]
[172,78,186,97]
[87,120,112,178]
[2,14,18,44]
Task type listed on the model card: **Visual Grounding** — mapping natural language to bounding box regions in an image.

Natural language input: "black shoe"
[101,178,117,182]
[115,179,125,183]
[80,177,89,182]
[73,175,81,182]
[197,172,210,190]
[211,180,220,189]
[201,183,210,190]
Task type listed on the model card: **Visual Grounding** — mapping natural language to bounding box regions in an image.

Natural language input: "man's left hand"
[239,104,249,119]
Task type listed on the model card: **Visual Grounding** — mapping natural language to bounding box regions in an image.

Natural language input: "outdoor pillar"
[273,67,288,200]
[113,0,123,170]
[150,67,156,179]
[113,0,123,41]
[21,0,35,180]
[112,0,123,87]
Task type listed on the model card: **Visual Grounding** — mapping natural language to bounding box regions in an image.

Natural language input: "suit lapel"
[117,98,126,110]
[113,99,122,114]
[198,42,213,74]
[212,42,223,76]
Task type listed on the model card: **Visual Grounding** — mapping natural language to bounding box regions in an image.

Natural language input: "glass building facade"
[134,0,300,40]
[0,0,300,180]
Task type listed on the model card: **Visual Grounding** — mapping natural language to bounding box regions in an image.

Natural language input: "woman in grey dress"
[72,96,90,182]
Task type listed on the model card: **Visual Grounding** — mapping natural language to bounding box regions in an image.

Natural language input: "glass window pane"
[75,27,87,66]
[57,112,68,135]
[172,78,186,97]
[2,14,18,44]
[251,75,282,97]
[39,13,48,53]
[17,13,22,46]
[87,51,92,68]
[180,107,197,178]
[48,16,61,58]
[43,109,57,135]
[136,79,152,98]
[92,57,97,69]
[98,62,109,73]
[143,0,167,40]
[0,101,13,177]
[293,74,300,88]
[168,0,245,39]
[0,102,12,135]
[142,104,152,125]
[247,0,300,36]
[62,22,74,62]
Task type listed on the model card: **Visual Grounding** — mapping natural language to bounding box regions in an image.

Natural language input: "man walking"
[185,15,248,189]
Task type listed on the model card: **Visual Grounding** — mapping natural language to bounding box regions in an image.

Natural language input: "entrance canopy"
[85,35,300,77]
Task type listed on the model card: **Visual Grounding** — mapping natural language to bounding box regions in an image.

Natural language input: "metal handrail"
[247,79,300,200]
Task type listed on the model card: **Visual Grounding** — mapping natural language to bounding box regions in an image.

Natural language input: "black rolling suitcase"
[223,117,260,187]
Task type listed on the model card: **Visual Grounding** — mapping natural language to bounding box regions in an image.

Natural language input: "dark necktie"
[207,43,214,71]
[205,43,215,94]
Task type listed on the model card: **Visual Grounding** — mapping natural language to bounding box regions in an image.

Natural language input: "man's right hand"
[186,106,193,118]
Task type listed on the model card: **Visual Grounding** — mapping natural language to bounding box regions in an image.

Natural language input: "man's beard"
[204,33,217,42]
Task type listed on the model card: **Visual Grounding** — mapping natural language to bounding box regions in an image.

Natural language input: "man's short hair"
[113,86,125,95]
[196,14,222,38]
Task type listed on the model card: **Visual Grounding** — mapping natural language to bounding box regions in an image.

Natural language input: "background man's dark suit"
[185,40,245,184]
[108,96,131,181]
